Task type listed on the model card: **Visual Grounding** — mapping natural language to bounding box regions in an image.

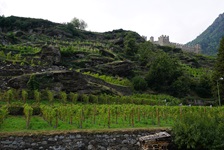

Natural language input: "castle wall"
[150,35,201,54]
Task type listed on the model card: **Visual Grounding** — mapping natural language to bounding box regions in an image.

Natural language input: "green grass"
[0,115,172,133]
[83,71,132,87]
[0,116,74,132]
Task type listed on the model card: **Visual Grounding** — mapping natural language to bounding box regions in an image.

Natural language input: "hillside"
[187,12,224,55]
[0,15,216,102]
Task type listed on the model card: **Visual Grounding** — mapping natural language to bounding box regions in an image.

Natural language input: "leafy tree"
[212,37,224,104]
[70,17,87,30]
[146,53,182,92]
[137,41,157,66]
[195,74,213,98]
[132,76,148,91]
[170,76,190,98]
[124,33,138,56]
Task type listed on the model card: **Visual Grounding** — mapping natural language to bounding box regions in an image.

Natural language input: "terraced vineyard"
[0,16,219,135]
[1,102,224,131]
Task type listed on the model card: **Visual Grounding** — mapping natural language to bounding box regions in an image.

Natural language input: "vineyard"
[0,16,220,133]
[1,101,224,131]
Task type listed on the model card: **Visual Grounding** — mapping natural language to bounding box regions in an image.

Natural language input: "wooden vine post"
[138,106,140,122]
[108,106,111,128]
[54,108,58,128]
[93,105,97,124]
[131,108,134,127]
[156,107,160,126]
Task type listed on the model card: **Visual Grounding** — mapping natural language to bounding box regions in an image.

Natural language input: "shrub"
[172,111,224,149]
[132,76,147,91]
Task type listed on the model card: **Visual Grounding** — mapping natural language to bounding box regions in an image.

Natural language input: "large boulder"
[41,45,61,65]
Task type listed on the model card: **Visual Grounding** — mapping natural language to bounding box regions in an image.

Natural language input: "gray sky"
[0,0,224,44]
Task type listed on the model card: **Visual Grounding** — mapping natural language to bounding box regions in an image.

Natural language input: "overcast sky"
[0,0,224,44]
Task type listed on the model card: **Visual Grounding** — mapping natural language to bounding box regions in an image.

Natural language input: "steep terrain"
[187,12,224,55]
[0,15,216,100]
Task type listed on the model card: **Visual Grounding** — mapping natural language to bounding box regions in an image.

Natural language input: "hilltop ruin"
[150,35,201,54]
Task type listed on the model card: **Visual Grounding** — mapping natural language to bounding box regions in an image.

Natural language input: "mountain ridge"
[187,12,224,55]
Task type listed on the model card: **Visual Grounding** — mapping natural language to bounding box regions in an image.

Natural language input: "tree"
[195,73,213,98]
[124,33,138,56]
[137,41,157,66]
[146,53,182,92]
[213,37,224,105]
[170,76,190,98]
[132,76,148,91]
[70,17,87,30]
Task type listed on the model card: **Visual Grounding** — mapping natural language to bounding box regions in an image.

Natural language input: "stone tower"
[158,35,170,46]
[150,36,154,43]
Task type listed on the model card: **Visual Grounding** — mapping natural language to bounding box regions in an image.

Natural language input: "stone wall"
[150,35,201,54]
[0,129,171,150]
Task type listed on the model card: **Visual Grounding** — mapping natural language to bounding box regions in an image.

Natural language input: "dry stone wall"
[0,130,171,150]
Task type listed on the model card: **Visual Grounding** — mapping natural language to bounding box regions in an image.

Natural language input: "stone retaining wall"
[0,129,171,150]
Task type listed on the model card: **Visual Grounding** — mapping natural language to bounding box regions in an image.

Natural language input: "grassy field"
[0,115,172,133]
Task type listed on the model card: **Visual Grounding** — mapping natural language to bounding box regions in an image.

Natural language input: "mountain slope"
[0,15,216,100]
[187,12,224,55]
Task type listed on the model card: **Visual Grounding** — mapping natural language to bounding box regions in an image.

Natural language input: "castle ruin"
[150,35,201,54]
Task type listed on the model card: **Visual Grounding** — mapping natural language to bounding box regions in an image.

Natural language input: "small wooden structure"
[139,132,171,150]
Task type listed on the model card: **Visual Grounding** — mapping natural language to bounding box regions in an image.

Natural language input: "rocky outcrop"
[41,45,61,65]
[83,74,132,95]
[7,71,87,92]
[6,70,132,95]
[99,61,134,77]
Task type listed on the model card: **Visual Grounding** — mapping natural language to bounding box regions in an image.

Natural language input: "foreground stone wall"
[0,129,171,150]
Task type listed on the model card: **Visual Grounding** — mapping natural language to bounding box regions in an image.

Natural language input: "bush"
[132,76,147,91]
[146,53,182,92]
[172,112,224,149]
[170,76,190,98]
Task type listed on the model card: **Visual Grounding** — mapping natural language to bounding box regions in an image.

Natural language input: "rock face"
[7,71,88,93]
[41,45,61,65]
[7,70,132,95]
[99,61,134,77]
